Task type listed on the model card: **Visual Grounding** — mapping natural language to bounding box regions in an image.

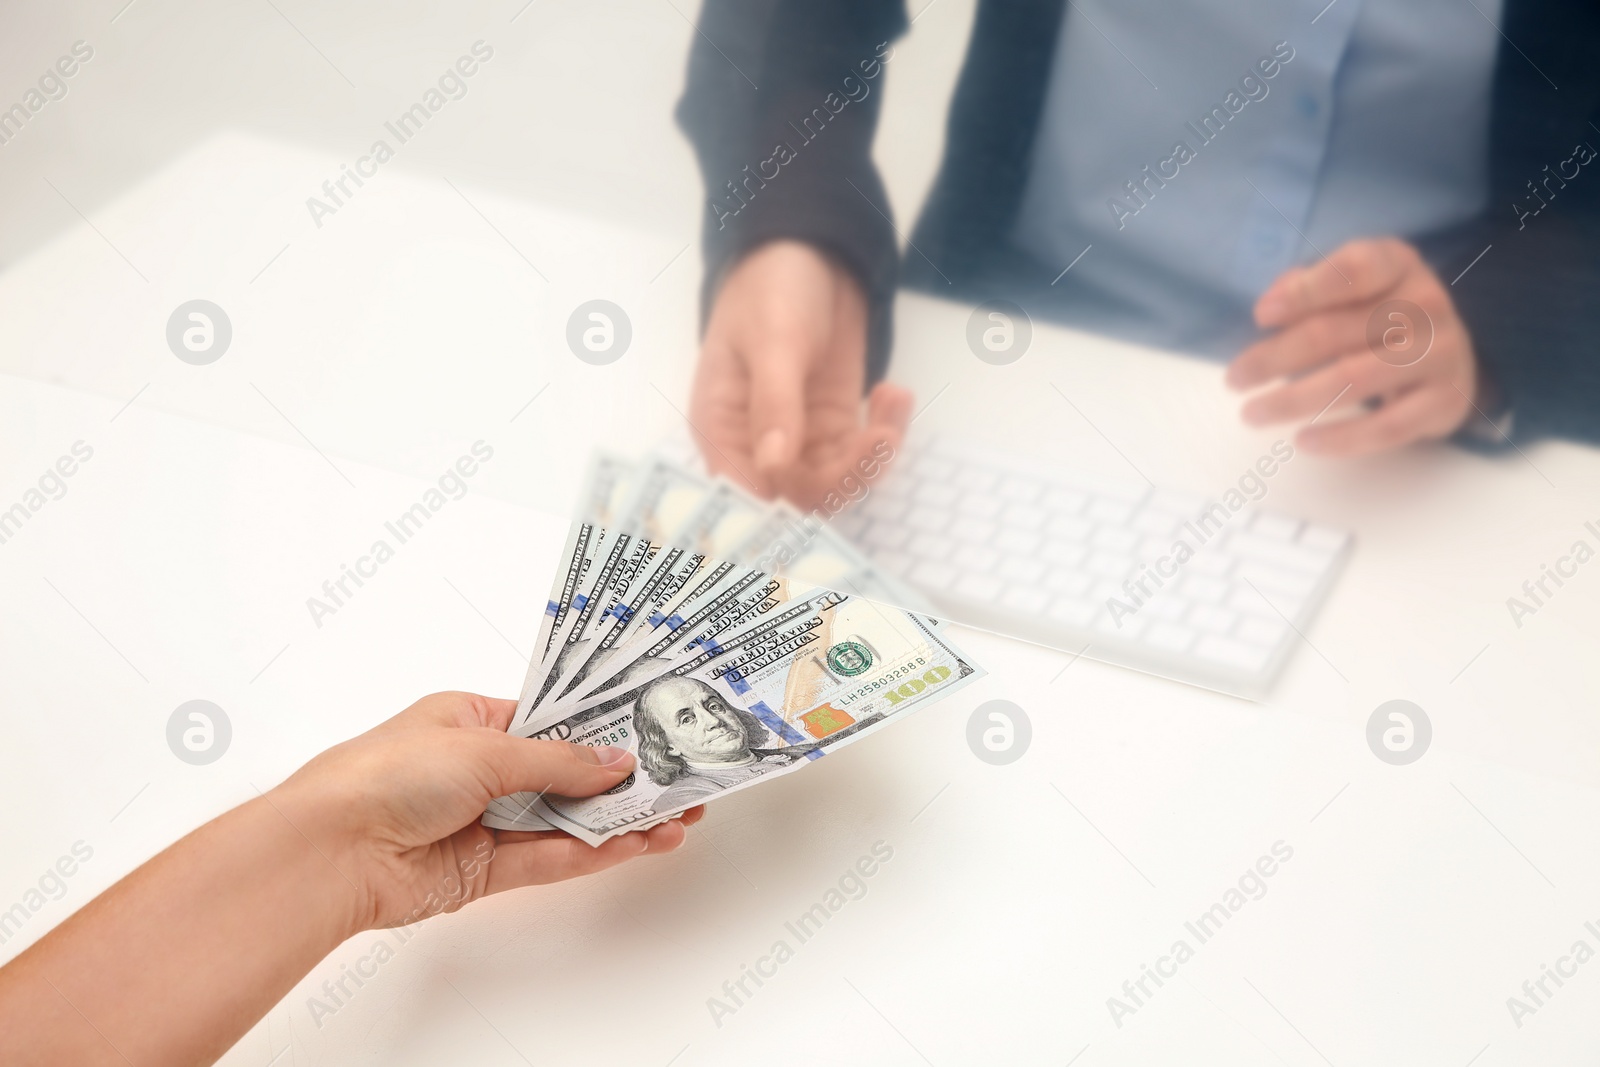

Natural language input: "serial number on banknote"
[839,655,930,705]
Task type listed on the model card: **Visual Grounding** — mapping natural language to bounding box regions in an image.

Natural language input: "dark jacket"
[677,0,1600,445]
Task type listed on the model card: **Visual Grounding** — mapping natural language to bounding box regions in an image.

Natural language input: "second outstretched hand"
[689,239,913,506]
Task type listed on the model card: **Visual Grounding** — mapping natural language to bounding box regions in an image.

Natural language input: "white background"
[1,2,1598,1064]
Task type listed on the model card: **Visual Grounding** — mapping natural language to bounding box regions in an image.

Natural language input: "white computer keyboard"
[833,440,1351,699]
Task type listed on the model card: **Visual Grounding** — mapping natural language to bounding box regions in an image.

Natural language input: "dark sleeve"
[675,0,909,385]
[1422,1,1600,447]
[1449,189,1600,447]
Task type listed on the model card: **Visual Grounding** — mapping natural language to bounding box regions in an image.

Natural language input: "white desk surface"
[2,132,1599,1065]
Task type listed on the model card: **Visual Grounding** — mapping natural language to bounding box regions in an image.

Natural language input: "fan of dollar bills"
[482,453,988,844]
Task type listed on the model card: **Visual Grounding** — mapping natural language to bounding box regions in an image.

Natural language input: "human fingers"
[379,692,520,734]
[483,814,697,890]
[461,734,636,807]
[777,381,912,507]
[689,335,765,495]
[1240,350,1429,428]
[490,807,705,847]
[1228,308,1370,391]
[1254,238,1416,329]
[1295,383,1470,457]
[745,336,812,484]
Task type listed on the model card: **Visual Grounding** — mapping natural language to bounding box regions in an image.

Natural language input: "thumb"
[471,733,636,801]
[747,345,809,478]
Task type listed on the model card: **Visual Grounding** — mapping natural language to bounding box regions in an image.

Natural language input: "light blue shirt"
[1010,0,1503,355]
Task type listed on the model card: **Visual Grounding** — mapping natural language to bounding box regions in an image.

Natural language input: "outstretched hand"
[271,691,703,931]
[0,691,703,1067]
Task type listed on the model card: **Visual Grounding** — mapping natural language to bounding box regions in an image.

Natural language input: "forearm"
[0,792,362,1067]
[677,0,907,382]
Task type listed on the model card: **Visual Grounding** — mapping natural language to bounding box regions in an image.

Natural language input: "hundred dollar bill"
[545,544,709,707]
[491,523,611,816]
[668,479,773,560]
[540,554,747,715]
[613,454,710,543]
[488,563,808,825]
[494,455,635,823]
[520,521,602,704]
[561,562,812,707]
[518,454,710,709]
[523,529,659,715]
[520,590,984,844]
[512,448,668,712]
[515,454,635,702]
[578,451,636,527]
[736,503,937,614]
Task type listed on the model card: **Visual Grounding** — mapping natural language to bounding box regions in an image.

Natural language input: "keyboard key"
[1237,616,1288,646]
[914,456,957,481]
[995,529,1042,555]
[1000,503,1047,531]
[1151,488,1208,515]
[997,555,1039,583]
[908,561,957,587]
[1047,598,1101,628]
[1087,498,1134,524]
[1185,549,1234,576]
[997,477,1041,503]
[1131,510,1181,536]
[906,505,951,533]
[949,516,998,544]
[1087,552,1133,578]
[960,493,1004,519]
[867,499,904,523]
[956,465,999,494]
[1182,574,1228,603]
[908,533,955,561]
[1000,586,1050,614]
[1047,514,1093,541]
[1140,592,1189,621]
[1188,603,1238,632]
[1091,580,1127,604]
[1193,635,1271,673]
[875,552,915,576]
[1044,569,1090,595]
[1145,622,1197,653]
[1097,611,1147,638]
[1139,535,1175,560]
[872,480,913,508]
[864,522,911,552]
[1040,540,1086,568]
[1042,487,1086,513]
[914,482,961,507]
[953,573,1003,603]
[963,546,1000,574]
[1250,512,1301,541]
[1092,526,1139,553]
[1075,475,1146,503]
